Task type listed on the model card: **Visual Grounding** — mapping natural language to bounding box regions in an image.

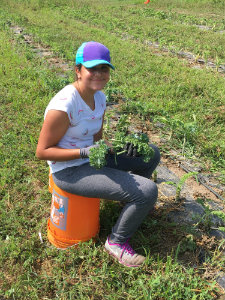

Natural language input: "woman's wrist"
[78,148,82,159]
[74,148,81,159]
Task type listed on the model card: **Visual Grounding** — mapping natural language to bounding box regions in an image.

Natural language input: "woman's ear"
[75,66,81,80]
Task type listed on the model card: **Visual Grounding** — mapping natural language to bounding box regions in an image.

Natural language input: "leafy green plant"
[89,140,110,169]
[194,198,225,233]
[218,227,225,232]
[89,132,154,169]
[90,113,154,169]
[212,210,225,223]
[112,131,155,163]
[177,234,197,254]
[116,114,130,133]
[156,115,198,155]
[166,172,198,201]
[105,80,123,104]
[104,110,114,138]
[211,210,225,232]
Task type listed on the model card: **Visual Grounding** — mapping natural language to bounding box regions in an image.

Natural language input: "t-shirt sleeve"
[44,90,74,123]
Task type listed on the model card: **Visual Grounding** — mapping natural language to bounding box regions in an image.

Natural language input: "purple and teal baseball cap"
[76,41,115,70]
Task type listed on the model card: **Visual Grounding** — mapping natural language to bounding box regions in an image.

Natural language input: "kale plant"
[89,140,110,169]
[89,133,154,169]
[89,114,154,169]
[112,132,154,163]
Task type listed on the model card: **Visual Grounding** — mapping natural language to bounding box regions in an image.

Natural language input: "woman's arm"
[36,110,81,161]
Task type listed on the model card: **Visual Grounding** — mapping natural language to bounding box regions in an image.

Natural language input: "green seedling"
[177,234,197,255]
[116,114,130,134]
[194,198,225,232]
[156,115,198,156]
[166,172,198,201]
[212,210,225,223]
[212,210,225,233]
[203,50,211,64]
[215,55,223,72]
[193,209,213,233]
[104,110,114,138]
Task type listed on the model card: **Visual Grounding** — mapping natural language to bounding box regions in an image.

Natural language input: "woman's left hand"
[124,143,138,157]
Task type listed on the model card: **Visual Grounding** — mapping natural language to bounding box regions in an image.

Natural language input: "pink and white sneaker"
[104,237,145,267]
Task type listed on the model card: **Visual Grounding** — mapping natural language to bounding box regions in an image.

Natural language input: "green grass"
[0,0,225,178]
[2,0,225,178]
[2,0,225,60]
[1,1,225,299]
[0,28,223,300]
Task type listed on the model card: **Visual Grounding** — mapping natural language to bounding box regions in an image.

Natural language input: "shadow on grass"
[98,198,223,270]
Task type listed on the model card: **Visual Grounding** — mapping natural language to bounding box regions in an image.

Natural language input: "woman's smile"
[77,64,110,92]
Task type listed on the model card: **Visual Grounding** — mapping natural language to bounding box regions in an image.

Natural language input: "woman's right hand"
[80,144,100,158]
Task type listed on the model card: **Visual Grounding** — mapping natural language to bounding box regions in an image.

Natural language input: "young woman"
[36,41,160,268]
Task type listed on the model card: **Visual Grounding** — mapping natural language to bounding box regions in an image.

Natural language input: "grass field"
[0,0,225,299]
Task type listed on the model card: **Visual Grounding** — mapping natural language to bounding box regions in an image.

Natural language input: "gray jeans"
[53,144,160,244]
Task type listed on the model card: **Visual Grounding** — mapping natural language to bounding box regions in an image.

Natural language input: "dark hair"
[75,64,82,81]
[76,64,82,71]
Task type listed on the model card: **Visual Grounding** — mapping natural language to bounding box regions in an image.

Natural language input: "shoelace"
[120,241,136,258]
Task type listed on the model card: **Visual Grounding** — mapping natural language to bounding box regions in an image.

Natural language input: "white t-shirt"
[44,84,106,173]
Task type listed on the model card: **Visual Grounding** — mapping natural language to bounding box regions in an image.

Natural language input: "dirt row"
[11,24,225,76]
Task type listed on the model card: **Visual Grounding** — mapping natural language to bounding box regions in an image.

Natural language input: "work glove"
[124,142,138,157]
[80,144,99,159]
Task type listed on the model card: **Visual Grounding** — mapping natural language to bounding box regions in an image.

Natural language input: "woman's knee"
[141,180,158,208]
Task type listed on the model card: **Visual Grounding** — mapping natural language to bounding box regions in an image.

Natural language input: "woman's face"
[76,64,110,92]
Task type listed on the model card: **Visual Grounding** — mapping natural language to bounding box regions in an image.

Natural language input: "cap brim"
[82,60,115,70]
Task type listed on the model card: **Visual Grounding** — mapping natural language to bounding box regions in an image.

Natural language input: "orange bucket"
[47,173,100,249]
